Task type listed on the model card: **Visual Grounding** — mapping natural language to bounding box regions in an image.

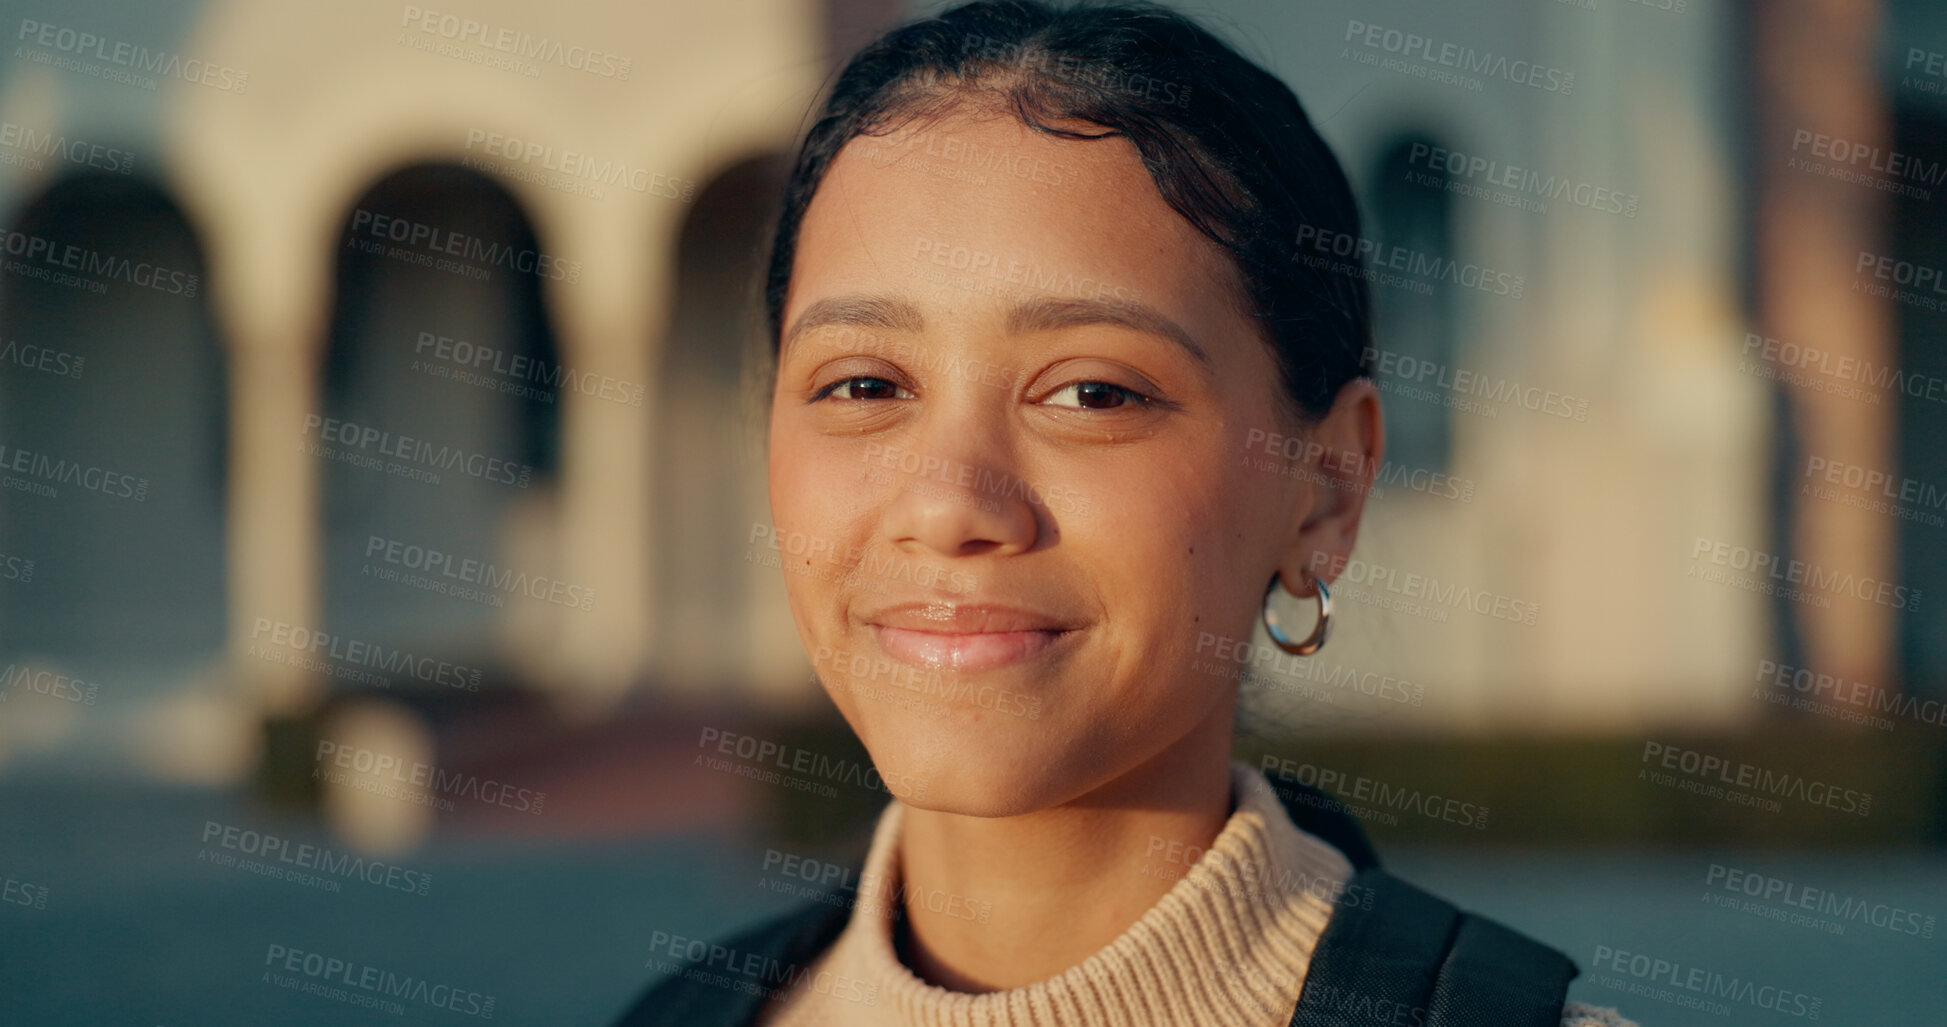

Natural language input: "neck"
[891,700,1236,992]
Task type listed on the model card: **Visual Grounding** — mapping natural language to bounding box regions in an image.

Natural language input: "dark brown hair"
[764,0,1371,417]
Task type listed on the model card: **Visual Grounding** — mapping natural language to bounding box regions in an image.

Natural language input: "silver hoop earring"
[1263,571,1331,655]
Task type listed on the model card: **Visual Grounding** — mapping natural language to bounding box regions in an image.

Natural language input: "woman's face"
[768,106,1372,817]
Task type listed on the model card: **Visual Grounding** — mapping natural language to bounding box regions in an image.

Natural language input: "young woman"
[615,2,1636,1024]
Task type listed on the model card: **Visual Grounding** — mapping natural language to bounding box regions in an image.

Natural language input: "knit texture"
[759,761,1639,1027]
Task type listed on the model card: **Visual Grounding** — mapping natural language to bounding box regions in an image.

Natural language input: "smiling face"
[767,105,1364,817]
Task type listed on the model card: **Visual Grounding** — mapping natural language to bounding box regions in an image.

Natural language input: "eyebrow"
[1006,295,1210,367]
[782,296,925,354]
[783,293,1211,367]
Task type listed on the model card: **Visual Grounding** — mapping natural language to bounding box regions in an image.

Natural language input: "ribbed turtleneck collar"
[765,761,1355,1027]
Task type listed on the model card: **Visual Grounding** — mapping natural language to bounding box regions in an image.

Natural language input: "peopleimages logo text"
[16,18,249,92]
[1261,755,1488,829]
[1342,20,1574,94]
[1756,659,1947,729]
[314,740,546,814]
[202,820,432,896]
[1362,345,1587,420]
[1309,552,1540,626]
[1590,945,1821,1019]
[399,6,631,80]
[263,943,495,1018]
[348,208,580,283]
[1641,742,1871,816]
[363,535,595,611]
[303,414,531,487]
[1407,142,1639,217]
[695,727,927,801]
[1705,863,1934,938]
[1294,224,1525,298]
[1,228,197,296]
[1689,536,1920,611]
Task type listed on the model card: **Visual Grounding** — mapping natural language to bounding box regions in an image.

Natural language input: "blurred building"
[0,0,1940,787]
[0,0,859,784]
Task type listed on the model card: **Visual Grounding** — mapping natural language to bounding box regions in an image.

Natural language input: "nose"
[877,414,1043,560]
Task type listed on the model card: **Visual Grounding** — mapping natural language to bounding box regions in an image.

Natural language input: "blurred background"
[0,0,1942,1022]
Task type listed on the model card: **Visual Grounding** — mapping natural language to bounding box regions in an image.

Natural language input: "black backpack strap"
[1290,868,1459,1026]
[607,891,856,1027]
[1424,914,1580,1027]
[1290,869,1576,1027]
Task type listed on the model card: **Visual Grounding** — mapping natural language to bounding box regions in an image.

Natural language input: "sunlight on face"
[767,106,1312,817]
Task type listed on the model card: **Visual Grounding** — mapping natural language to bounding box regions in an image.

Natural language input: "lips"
[862,602,1079,672]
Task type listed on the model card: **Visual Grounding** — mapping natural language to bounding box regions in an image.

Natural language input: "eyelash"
[811,376,1152,410]
[812,376,912,402]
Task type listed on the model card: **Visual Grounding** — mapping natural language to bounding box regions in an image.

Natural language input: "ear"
[1276,378,1385,595]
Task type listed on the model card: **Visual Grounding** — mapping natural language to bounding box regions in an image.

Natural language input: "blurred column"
[550,205,664,711]
[214,215,327,716]
[1751,0,1896,691]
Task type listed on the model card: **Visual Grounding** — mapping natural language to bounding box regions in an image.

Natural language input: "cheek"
[767,419,878,594]
[1199,445,1290,633]
[767,429,816,531]
[1081,443,1258,628]
[769,411,843,522]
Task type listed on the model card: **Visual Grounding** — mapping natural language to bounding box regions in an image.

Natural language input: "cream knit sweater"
[759,762,1636,1027]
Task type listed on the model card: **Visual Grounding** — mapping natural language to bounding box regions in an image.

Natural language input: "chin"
[831,687,1092,818]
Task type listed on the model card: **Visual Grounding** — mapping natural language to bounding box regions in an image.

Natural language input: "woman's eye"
[815,376,912,401]
[1043,381,1149,410]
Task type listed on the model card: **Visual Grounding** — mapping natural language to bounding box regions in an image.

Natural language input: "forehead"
[790,106,1244,330]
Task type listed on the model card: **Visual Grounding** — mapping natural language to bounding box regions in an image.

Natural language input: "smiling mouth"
[870,624,1076,671]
